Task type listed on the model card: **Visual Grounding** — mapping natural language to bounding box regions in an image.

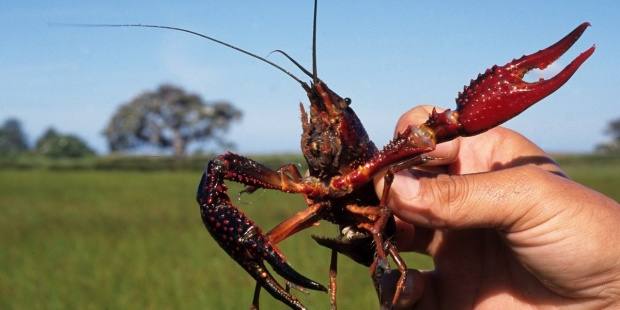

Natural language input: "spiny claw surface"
[456,22,595,135]
[197,159,326,310]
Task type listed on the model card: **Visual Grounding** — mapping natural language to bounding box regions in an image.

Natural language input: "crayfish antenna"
[269,50,314,78]
[312,0,319,84]
[50,22,311,88]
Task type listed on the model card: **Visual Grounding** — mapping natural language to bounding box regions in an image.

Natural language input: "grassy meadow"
[0,155,618,309]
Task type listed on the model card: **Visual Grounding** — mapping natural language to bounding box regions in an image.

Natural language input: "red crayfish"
[70,1,595,308]
[195,11,594,309]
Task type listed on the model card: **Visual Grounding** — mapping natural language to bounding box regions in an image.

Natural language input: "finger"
[456,126,565,175]
[394,105,437,134]
[382,168,440,253]
[392,217,435,254]
[409,270,437,310]
[374,156,443,253]
[395,105,461,166]
[378,268,425,309]
[395,106,564,174]
[387,165,553,230]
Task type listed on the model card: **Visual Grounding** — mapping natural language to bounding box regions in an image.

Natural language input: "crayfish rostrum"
[75,2,595,309]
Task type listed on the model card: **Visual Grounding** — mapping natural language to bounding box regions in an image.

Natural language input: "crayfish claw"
[525,44,595,99]
[312,234,375,267]
[239,225,325,309]
[258,236,328,292]
[456,22,595,136]
[510,22,590,73]
[197,158,325,310]
[246,260,308,310]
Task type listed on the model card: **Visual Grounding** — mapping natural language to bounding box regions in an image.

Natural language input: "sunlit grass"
[0,170,432,309]
[0,155,617,309]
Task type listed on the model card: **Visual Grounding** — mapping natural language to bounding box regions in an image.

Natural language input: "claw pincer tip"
[456,22,594,135]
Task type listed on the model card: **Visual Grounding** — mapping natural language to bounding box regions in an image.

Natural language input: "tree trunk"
[172,130,186,157]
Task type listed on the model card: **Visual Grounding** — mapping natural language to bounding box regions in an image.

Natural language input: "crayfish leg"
[209,152,304,193]
[251,282,261,310]
[267,202,325,244]
[385,244,409,308]
[329,249,338,310]
[366,155,431,307]
[368,154,432,264]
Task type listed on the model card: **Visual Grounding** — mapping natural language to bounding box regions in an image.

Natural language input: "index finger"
[395,105,461,166]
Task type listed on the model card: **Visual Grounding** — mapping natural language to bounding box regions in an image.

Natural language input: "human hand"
[375,105,620,309]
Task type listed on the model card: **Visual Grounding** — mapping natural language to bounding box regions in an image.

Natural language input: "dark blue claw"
[196,155,326,310]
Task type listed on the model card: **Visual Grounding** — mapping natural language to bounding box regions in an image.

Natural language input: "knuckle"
[517,164,549,183]
[514,164,560,199]
[488,126,516,139]
[395,105,438,134]
[419,174,471,226]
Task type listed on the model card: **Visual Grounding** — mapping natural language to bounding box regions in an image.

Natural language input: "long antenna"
[312,0,318,84]
[51,23,309,87]
[269,49,313,78]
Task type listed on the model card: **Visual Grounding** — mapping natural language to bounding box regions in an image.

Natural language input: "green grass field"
[1,156,618,309]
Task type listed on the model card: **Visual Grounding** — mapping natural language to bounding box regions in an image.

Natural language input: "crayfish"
[195,11,594,309]
[70,1,595,308]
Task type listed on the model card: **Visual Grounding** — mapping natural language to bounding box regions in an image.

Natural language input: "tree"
[35,128,96,158]
[104,84,241,157]
[0,118,29,156]
[596,117,620,154]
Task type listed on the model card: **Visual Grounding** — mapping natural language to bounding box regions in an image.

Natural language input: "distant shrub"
[0,118,29,157]
[35,128,96,158]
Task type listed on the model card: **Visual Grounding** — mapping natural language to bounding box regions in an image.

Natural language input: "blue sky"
[1,1,618,154]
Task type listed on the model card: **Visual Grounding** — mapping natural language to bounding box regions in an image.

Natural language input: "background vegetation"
[1,77,618,309]
[1,154,618,309]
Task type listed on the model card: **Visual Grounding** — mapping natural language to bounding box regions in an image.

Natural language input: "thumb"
[382,165,551,230]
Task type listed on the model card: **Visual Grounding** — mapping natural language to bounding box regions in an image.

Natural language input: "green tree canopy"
[0,118,29,156]
[596,118,620,154]
[103,84,241,157]
[35,128,96,158]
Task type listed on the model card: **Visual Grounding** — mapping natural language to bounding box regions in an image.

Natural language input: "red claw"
[456,22,595,135]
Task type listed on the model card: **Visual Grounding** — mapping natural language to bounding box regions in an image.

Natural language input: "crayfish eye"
[336,97,352,109]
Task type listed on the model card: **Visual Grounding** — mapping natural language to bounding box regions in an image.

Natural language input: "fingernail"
[390,171,431,225]
[391,171,421,201]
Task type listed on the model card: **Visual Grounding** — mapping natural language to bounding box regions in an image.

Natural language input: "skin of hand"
[374,105,620,309]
